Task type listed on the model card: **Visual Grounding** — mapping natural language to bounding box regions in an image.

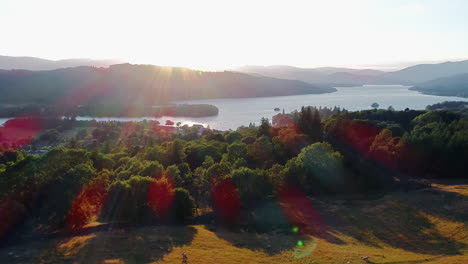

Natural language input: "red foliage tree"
[147,175,175,218]
[211,178,240,225]
[65,179,108,229]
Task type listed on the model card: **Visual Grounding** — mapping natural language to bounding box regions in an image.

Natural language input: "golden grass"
[0,182,466,264]
[57,234,96,256]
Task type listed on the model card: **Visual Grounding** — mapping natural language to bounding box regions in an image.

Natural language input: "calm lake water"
[1,85,467,130]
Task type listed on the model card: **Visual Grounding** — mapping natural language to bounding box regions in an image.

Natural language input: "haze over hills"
[236,65,402,86]
[384,60,468,83]
[410,73,468,98]
[2,55,468,99]
[0,55,124,71]
[0,63,335,107]
[313,67,385,76]
[235,65,397,86]
[236,59,468,87]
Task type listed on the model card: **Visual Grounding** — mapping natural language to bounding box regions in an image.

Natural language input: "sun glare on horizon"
[1,0,468,69]
[1,2,468,264]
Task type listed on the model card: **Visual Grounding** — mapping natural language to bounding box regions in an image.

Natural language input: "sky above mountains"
[1,0,468,70]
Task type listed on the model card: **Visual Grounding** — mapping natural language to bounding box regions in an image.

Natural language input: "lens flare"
[65,180,108,230]
[147,175,175,218]
[211,178,240,225]
[292,238,318,258]
[277,183,324,235]
[0,116,42,150]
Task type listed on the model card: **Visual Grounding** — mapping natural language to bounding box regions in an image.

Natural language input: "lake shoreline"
[2,85,468,130]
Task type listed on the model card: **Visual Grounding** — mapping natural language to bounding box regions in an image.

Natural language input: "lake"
[1,85,467,130]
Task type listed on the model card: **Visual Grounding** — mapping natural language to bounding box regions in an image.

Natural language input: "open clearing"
[0,181,466,264]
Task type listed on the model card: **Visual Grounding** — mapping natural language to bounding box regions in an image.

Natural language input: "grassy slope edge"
[0,181,466,264]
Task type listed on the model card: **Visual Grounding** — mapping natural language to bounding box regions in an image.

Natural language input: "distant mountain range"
[235,65,397,86]
[0,64,335,107]
[0,55,124,71]
[410,73,468,98]
[385,60,468,83]
[235,60,468,87]
[2,55,468,99]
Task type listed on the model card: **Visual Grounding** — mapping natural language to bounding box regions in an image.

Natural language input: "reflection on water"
[1,86,468,130]
[0,118,10,127]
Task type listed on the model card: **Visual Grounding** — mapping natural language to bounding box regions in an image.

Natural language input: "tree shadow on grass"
[379,255,445,264]
[207,186,467,257]
[399,187,468,223]
[327,195,467,256]
[33,225,196,264]
[205,199,345,255]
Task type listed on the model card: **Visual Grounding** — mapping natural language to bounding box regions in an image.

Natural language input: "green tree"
[202,156,215,169]
[257,117,272,137]
[248,136,274,169]
[369,129,398,166]
[140,161,164,177]
[288,142,344,193]
[206,162,231,183]
[166,164,182,185]
[171,188,196,222]
[224,141,248,163]
[231,167,271,208]
[225,131,242,144]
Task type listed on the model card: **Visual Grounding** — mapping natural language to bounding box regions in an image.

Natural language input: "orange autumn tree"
[65,171,110,229]
[147,175,175,219]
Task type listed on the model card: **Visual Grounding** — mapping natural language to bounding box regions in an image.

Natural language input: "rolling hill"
[0,181,466,264]
[384,60,468,84]
[410,73,468,97]
[236,60,468,87]
[0,64,336,106]
[235,65,401,86]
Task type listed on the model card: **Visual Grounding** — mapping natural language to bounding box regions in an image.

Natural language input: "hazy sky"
[1,0,468,70]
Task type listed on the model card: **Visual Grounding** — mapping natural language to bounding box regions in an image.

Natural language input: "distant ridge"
[3,55,468,94]
[409,73,468,98]
[0,63,336,106]
[383,60,468,83]
[235,65,398,86]
[0,55,124,71]
[236,59,468,86]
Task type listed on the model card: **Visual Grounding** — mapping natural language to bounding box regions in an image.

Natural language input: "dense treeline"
[0,106,467,237]
[426,101,468,116]
[0,103,219,118]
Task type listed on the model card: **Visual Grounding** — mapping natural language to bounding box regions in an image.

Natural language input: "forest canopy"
[0,106,466,237]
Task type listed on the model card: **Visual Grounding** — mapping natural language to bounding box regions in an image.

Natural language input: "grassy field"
[0,181,466,264]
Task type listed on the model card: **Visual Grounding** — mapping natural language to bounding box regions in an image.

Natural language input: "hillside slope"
[237,60,468,86]
[0,64,335,106]
[385,60,468,84]
[1,182,465,264]
[410,73,468,97]
[235,65,397,86]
